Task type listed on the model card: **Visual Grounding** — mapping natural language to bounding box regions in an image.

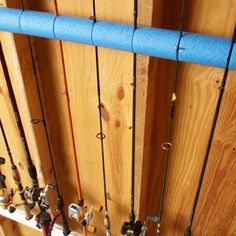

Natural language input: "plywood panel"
[0,0,235,236]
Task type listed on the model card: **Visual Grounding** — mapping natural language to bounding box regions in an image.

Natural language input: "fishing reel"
[121,211,144,236]
[36,210,54,236]
[39,184,55,210]
[24,185,43,203]
[121,220,143,236]
[68,202,103,233]
[35,184,62,236]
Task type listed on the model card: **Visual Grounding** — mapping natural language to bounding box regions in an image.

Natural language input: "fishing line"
[16,1,71,235]
[92,1,111,235]
[184,23,236,236]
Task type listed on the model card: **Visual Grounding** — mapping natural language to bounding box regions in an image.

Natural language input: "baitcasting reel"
[68,202,103,233]
[121,220,143,236]
[121,211,144,236]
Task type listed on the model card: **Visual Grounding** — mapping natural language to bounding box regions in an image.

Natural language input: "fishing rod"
[0,119,33,220]
[130,1,187,235]
[141,1,188,235]
[121,1,144,235]
[0,156,14,209]
[184,23,236,236]
[90,0,111,235]
[47,1,103,234]
[16,0,71,234]
[0,41,42,210]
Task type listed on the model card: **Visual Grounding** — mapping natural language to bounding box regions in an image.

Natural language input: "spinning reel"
[35,184,62,236]
[68,202,103,233]
[24,185,43,203]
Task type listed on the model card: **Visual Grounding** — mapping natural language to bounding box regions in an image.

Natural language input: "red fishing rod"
[0,38,70,235]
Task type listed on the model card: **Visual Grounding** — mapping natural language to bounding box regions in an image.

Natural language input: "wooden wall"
[0,0,235,236]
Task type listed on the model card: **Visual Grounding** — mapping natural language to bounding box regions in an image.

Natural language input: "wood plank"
[0,0,47,187]
[138,1,182,236]
[0,217,19,236]
[0,217,42,236]
[193,70,236,235]
[95,1,135,234]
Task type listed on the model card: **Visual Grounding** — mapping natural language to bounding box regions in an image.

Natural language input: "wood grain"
[0,0,235,236]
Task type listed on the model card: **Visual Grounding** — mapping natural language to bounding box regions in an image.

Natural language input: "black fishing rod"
[25,25,70,236]
[16,1,71,234]
[0,42,42,209]
[121,1,143,235]
[143,1,187,235]
[0,119,33,220]
[91,0,111,235]
[184,23,236,236]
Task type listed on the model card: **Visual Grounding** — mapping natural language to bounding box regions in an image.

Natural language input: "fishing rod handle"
[0,174,6,189]
[61,213,71,236]
[11,165,21,185]
[57,197,71,235]
[23,201,33,220]
[184,227,191,236]
[28,164,39,187]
